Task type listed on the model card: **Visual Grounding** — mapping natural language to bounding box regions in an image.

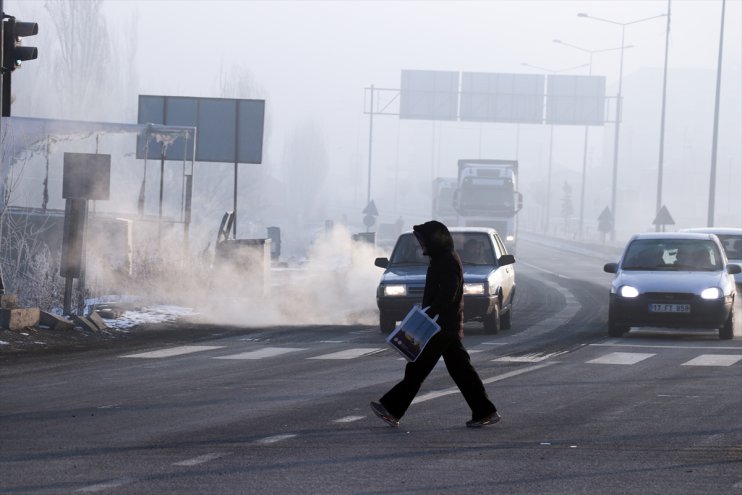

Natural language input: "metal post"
[609,26,627,242]
[233,102,241,237]
[578,53,594,239]
[158,149,164,244]
[707,0,726,228]
[366,84,374,209]
[656,0,672,230]
[544,124,555,233]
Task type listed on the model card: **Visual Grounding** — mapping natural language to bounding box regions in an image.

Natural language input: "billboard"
[460,72,545,123]
[400,70,459,121]
[545,74,606,125]
[137,95,265,163]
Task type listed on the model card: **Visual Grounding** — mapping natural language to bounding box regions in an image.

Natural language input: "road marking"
[481,342,507,346]
[493,351,566,363]
[309,348,385,360]
[682,354,742,367]
[518,261,572,279]
[77,478,135,492]
[411,362,555,404]
[588,352,655,365]
[173,452,229,466]
[591,342,742,350]
[215,347,305,360]
[333,415,365,423]
[256,434,297,444]
[121,345,224,358]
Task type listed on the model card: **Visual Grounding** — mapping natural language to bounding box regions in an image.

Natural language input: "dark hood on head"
[413,221,455,256]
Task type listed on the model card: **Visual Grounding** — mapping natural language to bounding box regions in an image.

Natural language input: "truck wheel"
[380,313,396,334]
[719,309,734,340]
[484,302,501,334]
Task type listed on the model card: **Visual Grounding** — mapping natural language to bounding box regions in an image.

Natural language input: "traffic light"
[2,17,38,72]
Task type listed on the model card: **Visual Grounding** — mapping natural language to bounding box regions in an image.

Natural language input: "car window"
[622,239,723,271]
[389,234,427,265]
[493,234,507,258]
[716,235,742,260]
[452,233,495,265]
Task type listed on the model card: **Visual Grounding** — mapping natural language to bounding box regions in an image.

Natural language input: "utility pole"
[707,0,726,227]
[655,0,672,230]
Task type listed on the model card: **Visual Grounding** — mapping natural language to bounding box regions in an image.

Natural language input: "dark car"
[374,227,515,334]
[604,232,740,340]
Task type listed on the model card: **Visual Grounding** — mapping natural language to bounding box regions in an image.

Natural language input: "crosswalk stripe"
[682,354,742,367]
[214,347,305,360]
[256,434,297,444]
[121,346,224,359]
[333,415,365,423]
[587,352,655,365]
[173,452,228,466]
[308,348,385,360]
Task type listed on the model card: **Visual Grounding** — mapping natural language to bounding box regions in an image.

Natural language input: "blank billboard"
[400,70,459,121]
[546,75,606,125]
[460,72,545,123]
[137,95,265,163]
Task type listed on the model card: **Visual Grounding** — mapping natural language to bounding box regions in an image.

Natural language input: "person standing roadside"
[371,220,499,428]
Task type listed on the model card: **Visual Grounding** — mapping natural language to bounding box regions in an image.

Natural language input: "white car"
[681,227,742,287]
[604,232,740,340]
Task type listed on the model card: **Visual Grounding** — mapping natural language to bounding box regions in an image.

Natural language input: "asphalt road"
[2,239,741,494]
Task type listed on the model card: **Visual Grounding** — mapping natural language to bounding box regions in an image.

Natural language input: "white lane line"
[518,261,572,279]
[214,347,305,360]
[173,452,229,467]
[256,434,297,444]
[76,478,135,492]
[309,348,385,360]
[493,351,566,363]
[591,342,742,350]
[411,362,555,404]
[333,415,365,423]
[481,342,507,346]
[121,345,224,359]
[682,354,742,367]
[588,352,655,365]
[320,340,345,343]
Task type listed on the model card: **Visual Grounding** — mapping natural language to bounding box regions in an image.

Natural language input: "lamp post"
[578,11,667,241]
[521,61,589,234]
[552,39,632,239]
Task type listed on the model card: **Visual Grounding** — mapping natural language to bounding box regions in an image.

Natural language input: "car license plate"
[649,303,690,313]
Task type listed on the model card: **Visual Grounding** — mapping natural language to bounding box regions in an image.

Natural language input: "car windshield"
[622,239,723,271]
[389,232,496,266]
[389,234,428,265]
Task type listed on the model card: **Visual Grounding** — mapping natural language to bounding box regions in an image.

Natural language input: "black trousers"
[380,330,496,420]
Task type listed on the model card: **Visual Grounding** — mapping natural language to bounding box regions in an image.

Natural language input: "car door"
[492,233,515,303]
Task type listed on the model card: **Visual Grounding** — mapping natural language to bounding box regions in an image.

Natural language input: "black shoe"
[466,411,501,428]
[370,401,400,427]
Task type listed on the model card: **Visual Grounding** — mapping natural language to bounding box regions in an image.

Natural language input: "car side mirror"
[604,262,618,274]
[375,257,389,269]
[727,263,742,275]
[498,254,515,266]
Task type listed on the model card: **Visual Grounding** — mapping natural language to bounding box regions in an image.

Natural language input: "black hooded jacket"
[413,221,464,339]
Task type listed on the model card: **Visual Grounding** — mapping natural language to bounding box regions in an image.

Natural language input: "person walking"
[371,220,499,428]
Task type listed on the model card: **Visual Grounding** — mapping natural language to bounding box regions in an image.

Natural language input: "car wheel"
[608,314,629,337]
[484,301,501,334]
[719,309,734,340]
[379,313,396,335]
[500,305,512,330]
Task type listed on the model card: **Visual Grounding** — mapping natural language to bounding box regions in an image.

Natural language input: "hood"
[616,270,726,293]
[381,265,428,284]
[462,265,495,282]
[413,220,454,257]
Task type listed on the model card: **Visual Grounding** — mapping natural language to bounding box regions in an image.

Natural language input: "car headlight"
[383,284,407,297]
[464,283,486,295]
[619,285,639,298]
[506,235,515,242]
[701,287,722,300]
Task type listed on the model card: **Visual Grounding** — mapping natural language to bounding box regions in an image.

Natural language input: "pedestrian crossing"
[118,342,742,368]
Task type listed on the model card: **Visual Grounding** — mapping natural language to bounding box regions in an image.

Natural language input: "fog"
[2,0,741,323]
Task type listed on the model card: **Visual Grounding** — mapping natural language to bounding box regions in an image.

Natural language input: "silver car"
[681,227,742,287]
[604,232,740,340]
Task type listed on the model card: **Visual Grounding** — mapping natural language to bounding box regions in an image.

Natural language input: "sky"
[7,0,742,242]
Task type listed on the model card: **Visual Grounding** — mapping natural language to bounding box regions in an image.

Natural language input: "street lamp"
[521,61,589,234]
[552,39,632,239]
[578,11,667,241]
